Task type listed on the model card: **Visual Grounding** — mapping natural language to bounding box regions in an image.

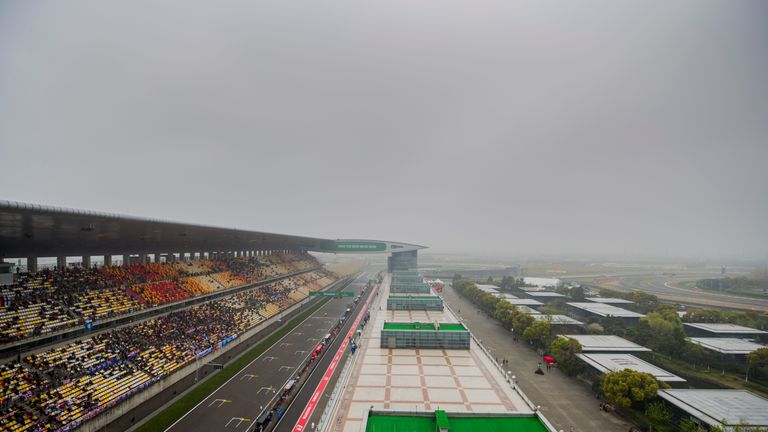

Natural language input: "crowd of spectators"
[0,268,338,432]
[0,253,321,344]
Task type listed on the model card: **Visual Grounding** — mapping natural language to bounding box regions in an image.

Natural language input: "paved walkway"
[441,284,633,432]
[331,275,535,432]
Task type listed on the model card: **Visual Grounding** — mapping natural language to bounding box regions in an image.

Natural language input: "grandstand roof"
[0,200,425,257]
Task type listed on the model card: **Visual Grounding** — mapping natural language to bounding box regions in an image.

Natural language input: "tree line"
[450,277,768,431]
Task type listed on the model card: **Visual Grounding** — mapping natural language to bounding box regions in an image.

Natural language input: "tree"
[512,313,535,335]
[601,370,659,409]
[569,286,585,301]
[682,308,722,323]
[646,401,672,431]
[678,419,699,432]
[600,317,629,338]
[682,341,706,368]
[636,310,686,357]
[549,337,583,376]
[494,301,517,328]
[747,347,768,382]
[523,319,551,349]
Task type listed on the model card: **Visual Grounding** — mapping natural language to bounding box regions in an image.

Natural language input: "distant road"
[574,272,768,312]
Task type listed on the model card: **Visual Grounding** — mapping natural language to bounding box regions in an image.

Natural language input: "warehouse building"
[687,337,766,357]
[567,302,645,325]
[576,353,685,384]
[684,323,767,340]
[658,389,768,431]
[561,335,651,353]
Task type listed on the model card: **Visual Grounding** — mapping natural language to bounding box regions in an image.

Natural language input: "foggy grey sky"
[1,1,767,260]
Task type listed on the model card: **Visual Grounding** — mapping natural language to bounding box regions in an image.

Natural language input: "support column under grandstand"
[26,256,37,272]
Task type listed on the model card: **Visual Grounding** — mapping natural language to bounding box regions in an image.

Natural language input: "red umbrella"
[543,355,555,364]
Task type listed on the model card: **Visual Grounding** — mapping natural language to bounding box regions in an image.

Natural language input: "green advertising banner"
[334,241,387,252]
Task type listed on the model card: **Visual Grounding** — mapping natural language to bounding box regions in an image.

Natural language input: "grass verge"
[134,277,355,432]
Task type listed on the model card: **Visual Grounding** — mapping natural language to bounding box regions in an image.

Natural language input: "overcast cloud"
[0,0,766,260]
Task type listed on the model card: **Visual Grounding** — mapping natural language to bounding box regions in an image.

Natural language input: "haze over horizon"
[1,1,767,260]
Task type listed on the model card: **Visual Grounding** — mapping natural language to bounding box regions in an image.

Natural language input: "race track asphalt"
[164,272,371,432]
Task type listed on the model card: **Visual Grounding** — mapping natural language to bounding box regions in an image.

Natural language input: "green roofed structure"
[387,295,444,311]
[390,282,431,294]
[365,410,551,432]
[383,322,465,331]
[381,322,470,349]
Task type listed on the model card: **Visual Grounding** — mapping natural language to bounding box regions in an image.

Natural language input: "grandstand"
[0,201,424,432]
[0,254,322,344]
[0,266,338,432]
